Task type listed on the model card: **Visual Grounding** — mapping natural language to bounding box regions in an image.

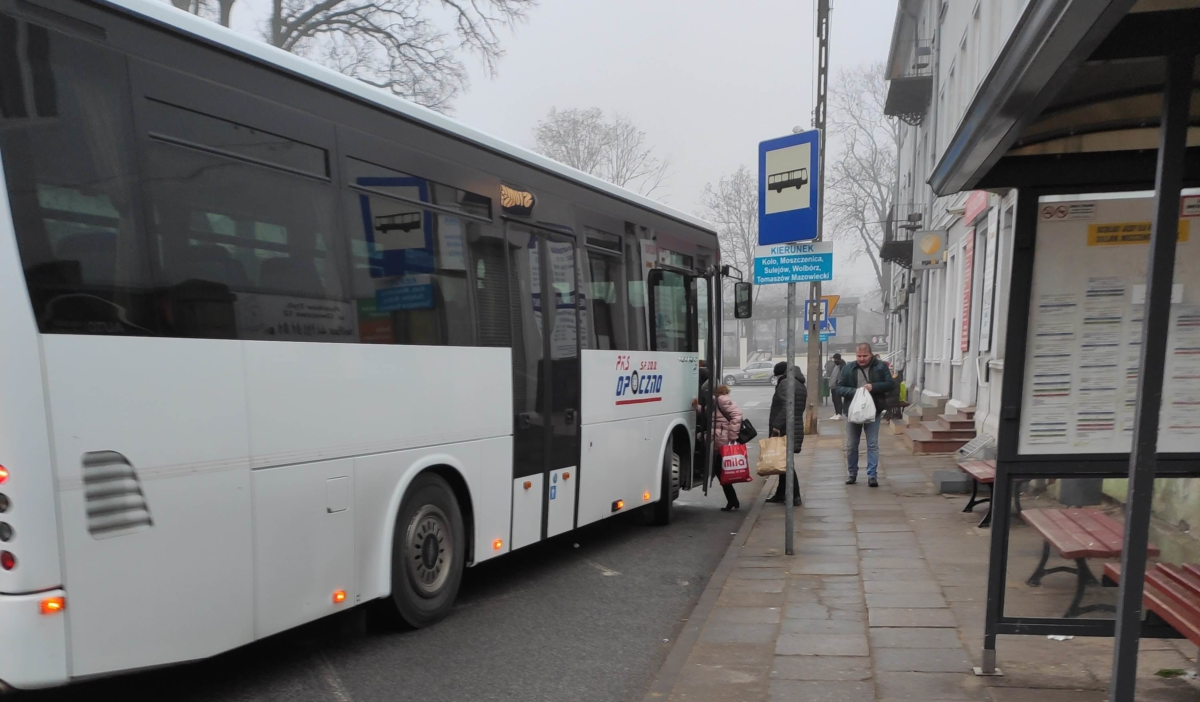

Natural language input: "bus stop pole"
[784,282,796,556]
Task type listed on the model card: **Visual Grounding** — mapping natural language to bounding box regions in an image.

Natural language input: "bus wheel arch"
[653,424,690,525]
[374,464,473,629]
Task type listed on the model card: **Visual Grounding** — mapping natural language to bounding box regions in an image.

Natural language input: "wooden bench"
[1104,562,1200,646]
[958,460,996,527]
[1022,508,1159,618]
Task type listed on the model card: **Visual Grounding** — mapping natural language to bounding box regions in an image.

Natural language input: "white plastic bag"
[847,387,877,424]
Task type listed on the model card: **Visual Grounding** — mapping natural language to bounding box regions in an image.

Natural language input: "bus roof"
[96,0,718,237]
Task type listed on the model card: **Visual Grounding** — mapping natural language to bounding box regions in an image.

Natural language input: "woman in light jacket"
[713,384,744,511]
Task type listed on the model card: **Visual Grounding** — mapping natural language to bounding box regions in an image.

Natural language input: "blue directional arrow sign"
[758,130,820,245]
[753,241,834,285]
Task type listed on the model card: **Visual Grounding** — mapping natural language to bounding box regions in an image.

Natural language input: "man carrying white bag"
[833,342,895,487]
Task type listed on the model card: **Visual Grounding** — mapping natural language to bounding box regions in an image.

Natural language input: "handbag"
[718,443,752,485]
[755,436,788,476]
[737,418,758,444]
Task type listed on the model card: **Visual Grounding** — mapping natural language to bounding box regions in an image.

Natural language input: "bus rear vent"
[82,451,153,538]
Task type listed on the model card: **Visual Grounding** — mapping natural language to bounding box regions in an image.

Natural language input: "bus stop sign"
[758,130,820,245]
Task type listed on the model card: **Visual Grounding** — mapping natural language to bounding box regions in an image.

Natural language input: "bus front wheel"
[381,473,466,629]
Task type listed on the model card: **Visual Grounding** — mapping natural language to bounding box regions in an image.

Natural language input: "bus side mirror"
[734,282,753,319]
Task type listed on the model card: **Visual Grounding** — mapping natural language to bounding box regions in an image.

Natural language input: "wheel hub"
[407,505,452,597]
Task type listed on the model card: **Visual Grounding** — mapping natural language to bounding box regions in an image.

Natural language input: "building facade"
[882,0,1027,446]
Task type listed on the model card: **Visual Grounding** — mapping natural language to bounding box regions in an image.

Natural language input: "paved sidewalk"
[654,420,1199,701]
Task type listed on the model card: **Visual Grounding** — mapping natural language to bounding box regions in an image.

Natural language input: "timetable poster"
[1018,193,1200,454]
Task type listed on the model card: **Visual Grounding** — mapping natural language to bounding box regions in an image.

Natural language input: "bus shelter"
[925,3,1200,699]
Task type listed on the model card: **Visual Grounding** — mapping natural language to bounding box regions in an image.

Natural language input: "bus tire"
[653,441,680,526]
[383,473,466,629]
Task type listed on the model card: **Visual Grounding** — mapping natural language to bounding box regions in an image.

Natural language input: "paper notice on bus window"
[437,215,467,270]
[235,294,357,341]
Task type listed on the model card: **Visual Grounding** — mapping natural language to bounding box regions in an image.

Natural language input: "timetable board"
[1018,192,1200,455]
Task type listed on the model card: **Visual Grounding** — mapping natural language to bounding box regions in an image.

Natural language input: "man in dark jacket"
[766,361,805,505]
[834,342,895,487]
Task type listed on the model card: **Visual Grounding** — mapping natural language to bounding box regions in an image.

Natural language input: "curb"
[641,477,775,701]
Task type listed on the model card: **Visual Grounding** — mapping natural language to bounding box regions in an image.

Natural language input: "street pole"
[805,0,831,437]
[784,282,796,556]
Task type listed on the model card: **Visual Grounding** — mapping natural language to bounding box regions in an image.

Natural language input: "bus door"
[508,224,581,548]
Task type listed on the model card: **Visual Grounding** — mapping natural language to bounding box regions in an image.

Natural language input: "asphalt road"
[18,386,774,702]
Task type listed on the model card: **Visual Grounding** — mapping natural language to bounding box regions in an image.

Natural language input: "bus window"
[648,269,698,353]
[624,225,649,351]
[342,157,478,346]
[583,232,626,350]
[0,19,156,335]
[140,99,350,341]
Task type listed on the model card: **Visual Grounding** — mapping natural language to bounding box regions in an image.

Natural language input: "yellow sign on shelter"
[1086,220,1190,246]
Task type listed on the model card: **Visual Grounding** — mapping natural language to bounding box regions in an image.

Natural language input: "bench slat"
[1022,509,1095,559]
[1102,563,1200,647]
[1183,564,1200,581]
[958,460,996,483]
[1022,508,1155,559]
[1145,585,1200,647]
[1146,570,1200,624]
[1050,508,1114,559]
[1065,509,1124,557]
[1156,564,1200,600]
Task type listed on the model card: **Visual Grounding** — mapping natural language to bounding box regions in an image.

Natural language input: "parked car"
[723,361,778,386]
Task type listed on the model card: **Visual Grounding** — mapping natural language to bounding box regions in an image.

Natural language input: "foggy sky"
[226,0,898,299]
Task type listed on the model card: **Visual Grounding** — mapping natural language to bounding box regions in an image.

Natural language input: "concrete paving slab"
[779,618,866,635]
[865,593,948,608]
[698,622,780,646]
[770,655,872,681]
[873,671,986,699]
[873,647,973,673]
[767,680,875,701]
[868,608,959,627]
[869,627,964,648]
[864,580,943,594]
[707,607,783,625]
[775,633,869,657]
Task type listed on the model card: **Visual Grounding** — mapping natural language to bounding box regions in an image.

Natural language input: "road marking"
[313,649,354,702]
[578,555,621,576]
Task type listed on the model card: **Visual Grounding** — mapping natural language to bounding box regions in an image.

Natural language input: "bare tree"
[700,166,762,350]
[825,62,899,310]
[170,0,534,111]
[171,0,234,26]
[533,108,670,197]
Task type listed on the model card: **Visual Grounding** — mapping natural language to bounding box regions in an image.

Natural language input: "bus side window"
[647,269,698,353]
[624,225,649,351]
[0,16,156,335]
[340,155,491,347]
[583,228,627,351]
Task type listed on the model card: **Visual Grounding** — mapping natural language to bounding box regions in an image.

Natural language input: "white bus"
[0,0,753,690]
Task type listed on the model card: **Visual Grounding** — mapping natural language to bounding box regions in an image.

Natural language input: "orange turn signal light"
[332,590,347,604]
[40,596,64,615]
[523,481,532,490]
[563,472,570,480]
[612,499,625,512]
[643,491,651,502]
[493,539,504,551]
